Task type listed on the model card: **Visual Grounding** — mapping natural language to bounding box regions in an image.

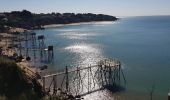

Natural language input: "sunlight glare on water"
[34,17,170,100]
[64,43,103,66]
[84,90,120,100]
[57,32,96,40]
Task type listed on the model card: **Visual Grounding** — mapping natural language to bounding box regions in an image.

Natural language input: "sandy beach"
[43,21,114,28]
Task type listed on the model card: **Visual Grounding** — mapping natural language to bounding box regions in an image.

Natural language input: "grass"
[0,56,66,100]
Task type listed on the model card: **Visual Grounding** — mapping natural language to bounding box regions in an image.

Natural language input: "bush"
[0,57,40,99]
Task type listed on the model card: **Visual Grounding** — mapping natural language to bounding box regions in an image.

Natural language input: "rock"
[39,65,48,70]
[26,56,31,61]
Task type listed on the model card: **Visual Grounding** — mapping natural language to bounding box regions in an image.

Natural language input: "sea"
[30,16,170,100]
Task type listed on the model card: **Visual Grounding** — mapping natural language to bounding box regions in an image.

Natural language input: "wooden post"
[168,92,170,100]
[88,66,90,93]
[19,33,22,56]
[53,75,57,94]
[65,66,69,92]
[31,32,36,46]
[118,61,121,85]
[104,65,108,85]
[109,67,112,85]
[89,66,91,92]
[43,77,45,92]
[100,65,104,86]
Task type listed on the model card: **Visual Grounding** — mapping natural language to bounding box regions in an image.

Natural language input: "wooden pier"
[1,31,126,97]
[42,59,126,96]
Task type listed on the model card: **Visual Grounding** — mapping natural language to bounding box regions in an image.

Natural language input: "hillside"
[0,10,118,30]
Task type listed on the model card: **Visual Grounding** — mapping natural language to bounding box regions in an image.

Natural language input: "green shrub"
[0,57,40,99]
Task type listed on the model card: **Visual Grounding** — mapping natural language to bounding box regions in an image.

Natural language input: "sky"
[0,0,170,16]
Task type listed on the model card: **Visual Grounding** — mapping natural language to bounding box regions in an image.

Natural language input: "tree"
[20,10,32,19]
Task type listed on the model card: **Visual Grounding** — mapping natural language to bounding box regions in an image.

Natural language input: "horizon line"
[0,9,170,17]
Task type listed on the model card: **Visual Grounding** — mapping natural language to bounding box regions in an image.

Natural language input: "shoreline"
[0,30,39,78]
[0,30,76,99]
[43,21,115,28]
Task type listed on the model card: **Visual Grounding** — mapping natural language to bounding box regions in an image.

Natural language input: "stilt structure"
[47,46,54,61]
[24,31,29,57]
[18,32,22,56]
[17,33,53,63]
[42,59,126,97]
[38,35,45,49]
[31,32,37,60]
[31,32,36,47]
[38,35,46,61]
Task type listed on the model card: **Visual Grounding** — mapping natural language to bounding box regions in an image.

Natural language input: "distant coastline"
[0,10,118,30]
[43,21,115,28]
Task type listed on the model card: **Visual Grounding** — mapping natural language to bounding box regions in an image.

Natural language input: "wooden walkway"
[42,59,126,96]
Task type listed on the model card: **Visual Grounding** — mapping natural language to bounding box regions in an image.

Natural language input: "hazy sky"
[0,0,170,16]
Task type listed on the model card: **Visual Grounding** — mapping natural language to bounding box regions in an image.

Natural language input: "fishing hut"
[38,35,45,49]
[37,35,46,60]
[47,45,54,61]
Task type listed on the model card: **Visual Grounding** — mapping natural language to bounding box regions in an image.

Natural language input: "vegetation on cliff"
[0,10,118,29]
[0,56,44,100]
